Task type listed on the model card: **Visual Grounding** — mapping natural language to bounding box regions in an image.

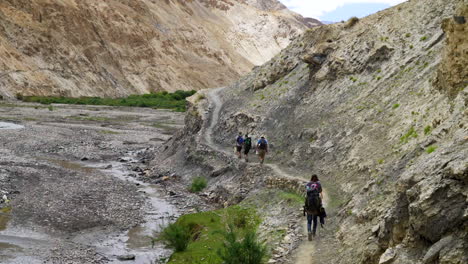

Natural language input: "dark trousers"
[307,214,318,234]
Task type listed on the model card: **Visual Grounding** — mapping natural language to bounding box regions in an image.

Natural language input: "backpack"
[304,182,321,213]
[245,137,252,148]
[236,136,243,146]
[305,191,321,213]
[258,139,267,150]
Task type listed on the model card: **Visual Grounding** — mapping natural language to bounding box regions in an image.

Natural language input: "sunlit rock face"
[0,0,318,98]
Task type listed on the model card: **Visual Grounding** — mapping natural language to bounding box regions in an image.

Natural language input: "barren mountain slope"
[153,0,467,263]
[0,0,318,98]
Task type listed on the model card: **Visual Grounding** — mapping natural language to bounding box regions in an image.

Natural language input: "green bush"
[189,177,207,193]
[420,36,427,41]
[157,222,192,252]
[392,103,400,109]
[426,145,437,154]
[217,226,267,264]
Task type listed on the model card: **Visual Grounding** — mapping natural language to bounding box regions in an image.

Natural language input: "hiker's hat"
[261,135,265,138]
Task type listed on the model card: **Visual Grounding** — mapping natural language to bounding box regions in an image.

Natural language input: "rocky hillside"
[153,0,467,263]
[0,0,318,98]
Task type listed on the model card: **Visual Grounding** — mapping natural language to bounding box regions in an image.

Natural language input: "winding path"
[204,87,328,264]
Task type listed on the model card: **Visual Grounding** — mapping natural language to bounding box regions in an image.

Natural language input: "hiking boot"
[308,232,313,241]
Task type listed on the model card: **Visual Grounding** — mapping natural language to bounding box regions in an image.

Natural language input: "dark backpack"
[245,137,252,147]
[258,139,267,150]
[304,182,321,213]
[305,191,321,213]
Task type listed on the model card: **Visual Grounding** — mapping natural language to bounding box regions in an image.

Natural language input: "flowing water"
[0,122,24,130]
[0,155,178,264]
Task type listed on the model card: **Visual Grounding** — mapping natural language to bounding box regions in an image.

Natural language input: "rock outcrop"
[0,0,318,98]
[155,0,467,263]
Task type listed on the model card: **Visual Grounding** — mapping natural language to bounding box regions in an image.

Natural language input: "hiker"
[235,132,244,159]
[244,133,252,162]
[256,135,268,164]
[303,174,325,241]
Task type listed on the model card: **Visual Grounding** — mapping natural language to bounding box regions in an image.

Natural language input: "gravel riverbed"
[0,102,184,263]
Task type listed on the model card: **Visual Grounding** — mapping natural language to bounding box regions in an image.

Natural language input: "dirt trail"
[205,87,325,264]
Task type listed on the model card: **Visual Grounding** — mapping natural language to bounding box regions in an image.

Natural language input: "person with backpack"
[244,133,252,162]
[303,174,324,241]
[256,135,268,164]
[235,132,244,159]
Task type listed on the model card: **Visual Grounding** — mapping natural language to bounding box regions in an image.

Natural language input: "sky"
[279,0,407,22]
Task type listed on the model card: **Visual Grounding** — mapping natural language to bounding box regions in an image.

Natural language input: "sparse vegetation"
[400,126,418,143]
[378,159,385,165]
[426,145,437,154]
[99,130,120,135]
[189,177,208,193]
[345,16,359,28]
[349,76,358,82]
[405,33,411,37]
[392,103,400,109]
[409,45,414,49]
[424,125,432,135]
[420,36,428,41]
[18,90,196,112]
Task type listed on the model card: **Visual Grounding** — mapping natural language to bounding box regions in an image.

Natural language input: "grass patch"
[166,206,262,264]
[18,90,196,112]
[392,103,400,109]
[400,126,418,143]
[426,145,437,154]
[349,76,358,82]
[420,36,428,41]
[278,191,304,205]
[189,177,208,193]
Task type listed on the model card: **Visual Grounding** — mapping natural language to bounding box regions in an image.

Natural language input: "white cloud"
[280,0,407,19]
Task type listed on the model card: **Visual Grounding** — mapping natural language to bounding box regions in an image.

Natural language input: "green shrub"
[426,145,437,154]
[48,105,54,111]
[189,177,207,193]
[392,103,400,109]
[420,36,427,41]
[217,226,267,264]
[409,45,414,49]
[158,222,192,252]
[424,125,432,135]
[405,33,411,37]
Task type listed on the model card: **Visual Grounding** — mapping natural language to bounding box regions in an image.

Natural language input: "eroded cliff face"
[156,0,467,263]
[0,0,317,98]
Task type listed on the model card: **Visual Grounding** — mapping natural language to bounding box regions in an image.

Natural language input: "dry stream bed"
[0,102,184,263]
